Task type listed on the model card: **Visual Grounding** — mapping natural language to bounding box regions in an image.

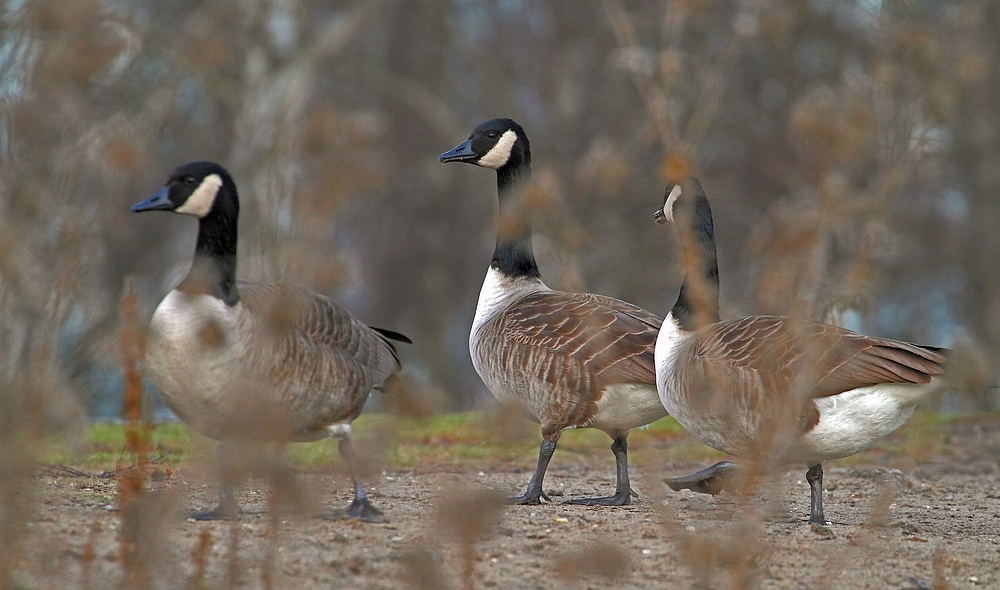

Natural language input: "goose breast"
[146,283,396,442]
[471,286,665,434]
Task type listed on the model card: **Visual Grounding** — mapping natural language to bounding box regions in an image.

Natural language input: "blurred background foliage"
[1,0,999,427]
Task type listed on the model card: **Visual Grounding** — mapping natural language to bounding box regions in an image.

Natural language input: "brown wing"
[680,315,946,442]
[240,281,401,381]
[694,316,945,398]
[501,290,662,386]
[237,282,402,434]
[483,290,662,434]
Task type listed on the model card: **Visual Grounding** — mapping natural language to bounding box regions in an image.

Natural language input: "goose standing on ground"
[652,177,948,524]
[132,161,410,522]
[439,119,667,505]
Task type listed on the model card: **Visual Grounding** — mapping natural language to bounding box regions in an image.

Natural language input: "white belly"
[664,380,941,465]
[469,268,547,409]
[146,290,253,439]
[588,383,668,432]
[654,314,685,413]
[793,381,940,464]
[469,269,666,432]
[654,312,944,465]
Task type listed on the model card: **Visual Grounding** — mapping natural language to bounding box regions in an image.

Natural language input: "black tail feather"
[370,327,412,344]
[918,344,950,356]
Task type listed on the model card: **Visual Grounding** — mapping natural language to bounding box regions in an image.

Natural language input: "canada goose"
[439,119,667,505]
[132,161,410,522]
[652,177,948,524]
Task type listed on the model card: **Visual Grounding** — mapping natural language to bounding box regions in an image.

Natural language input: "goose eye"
[487,132,497,139]
[183,176,197,186]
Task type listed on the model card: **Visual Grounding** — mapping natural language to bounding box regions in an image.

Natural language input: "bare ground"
[14,418,1000,590]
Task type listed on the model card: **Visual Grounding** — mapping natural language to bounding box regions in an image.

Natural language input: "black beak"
[439,139,476,163]
[653,207,667,224]
[132,186,173,213]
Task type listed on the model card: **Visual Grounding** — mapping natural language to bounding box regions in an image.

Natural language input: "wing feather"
[477,290,662,431]
[675,316,947,443]
[236,281,404,433]
[499,291,662,388]
[692,316,945,398]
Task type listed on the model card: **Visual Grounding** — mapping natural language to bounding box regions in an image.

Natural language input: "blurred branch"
[374,71,466,141]
[602,0,679,150]
[229,1,385,169]
[603,0,752,170]
[684,9,754,151]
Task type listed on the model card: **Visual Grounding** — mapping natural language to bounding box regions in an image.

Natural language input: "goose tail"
[368,326,412,382]
[370,327,413,345]
[888,344,950,408]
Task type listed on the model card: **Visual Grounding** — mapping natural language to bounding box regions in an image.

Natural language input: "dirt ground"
[15,418,1000,590]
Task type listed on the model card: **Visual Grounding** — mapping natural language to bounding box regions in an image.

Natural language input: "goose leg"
[191,442,242,520]
[664,461,740,496]
[320,432,387,523]
[567,434,633,506]
[509,439,557,505]
[806,463,828,525]
[337,437,389,522]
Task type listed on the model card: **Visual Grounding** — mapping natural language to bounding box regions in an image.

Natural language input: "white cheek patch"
[477,129,518,169]
[663,184,682,222]
[176,173,223,218]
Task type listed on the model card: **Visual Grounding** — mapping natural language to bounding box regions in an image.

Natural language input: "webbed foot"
[318,499,388,523]
[189,505,242,521]
[507,490,550,505]
[663,461,740,496]
[565,488,632,506]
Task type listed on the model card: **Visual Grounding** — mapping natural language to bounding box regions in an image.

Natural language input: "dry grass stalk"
[116,280,150,589]
[434,486,504,590]
[931,546,950,590]
[188,528,213,590]
[866,481,897,529]
[554,541,630,582]
[261,480,285,590]
[80,520,100,590]
[224,521,241,590]
[401,549,452,590]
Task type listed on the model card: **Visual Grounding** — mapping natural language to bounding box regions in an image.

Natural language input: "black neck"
[492,160,540,280]
[671,193,720,331]
[180,207,240,305]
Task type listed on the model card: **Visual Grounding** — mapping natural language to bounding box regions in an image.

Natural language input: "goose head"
[439,118,530,170]
[654,176,720,332]
[654,177,711,227]
[133,161,238,220]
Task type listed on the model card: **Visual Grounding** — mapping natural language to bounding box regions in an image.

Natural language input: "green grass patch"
[38,422,199,469]
[39,409,969,473]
